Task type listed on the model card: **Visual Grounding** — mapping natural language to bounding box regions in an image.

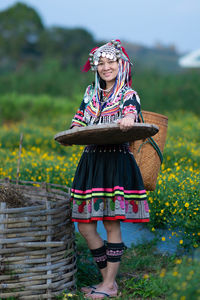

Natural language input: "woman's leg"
[78,222,107,280]
[78,221,102,249]
[87,220,125,298]
[103,220,123,287]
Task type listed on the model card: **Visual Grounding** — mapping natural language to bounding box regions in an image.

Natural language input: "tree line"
[0,2,200,116]
[0,2,97,73]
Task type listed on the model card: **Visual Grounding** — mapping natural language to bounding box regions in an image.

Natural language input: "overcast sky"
[1,0,199,54]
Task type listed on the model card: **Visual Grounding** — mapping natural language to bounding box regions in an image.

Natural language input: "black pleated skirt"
[70,144,149,223]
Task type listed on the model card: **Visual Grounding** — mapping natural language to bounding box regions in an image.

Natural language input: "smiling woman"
[64,39,149,299]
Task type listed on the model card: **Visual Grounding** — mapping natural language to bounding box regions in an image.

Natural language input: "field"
[1,5,200,297]
[0,94,200,299]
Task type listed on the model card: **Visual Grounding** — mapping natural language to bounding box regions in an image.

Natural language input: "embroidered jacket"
[70,85,141,128]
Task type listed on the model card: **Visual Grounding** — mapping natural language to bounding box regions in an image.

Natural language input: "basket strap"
[139,111,163,164]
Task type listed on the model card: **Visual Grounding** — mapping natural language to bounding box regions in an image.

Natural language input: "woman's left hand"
[117,116,135,131]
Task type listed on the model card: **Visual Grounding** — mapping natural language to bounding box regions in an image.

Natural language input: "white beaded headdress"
[90,41,121,70]
[87,40,131,71]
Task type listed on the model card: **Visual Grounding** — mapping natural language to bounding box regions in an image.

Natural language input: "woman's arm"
[70,85,92,129]
[118,92,140,131]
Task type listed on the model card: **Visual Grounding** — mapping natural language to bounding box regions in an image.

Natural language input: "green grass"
[58,233,200,299]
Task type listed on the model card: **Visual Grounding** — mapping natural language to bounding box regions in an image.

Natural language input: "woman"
[70,40,149,299]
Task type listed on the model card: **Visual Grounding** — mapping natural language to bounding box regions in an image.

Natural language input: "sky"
[0,0,200,54]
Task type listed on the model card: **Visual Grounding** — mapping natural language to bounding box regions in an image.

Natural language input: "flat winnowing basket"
[130,111,168,191]
[0,178,76,300]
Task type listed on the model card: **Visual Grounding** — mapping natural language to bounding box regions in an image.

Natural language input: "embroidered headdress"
[82,40,133,123]
[82,39,132,87]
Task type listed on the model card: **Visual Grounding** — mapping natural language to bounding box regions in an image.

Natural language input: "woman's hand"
[117,116,135,131]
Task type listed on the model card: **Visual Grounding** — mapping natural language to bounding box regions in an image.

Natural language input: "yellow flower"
[179,240,183,244]
[160,268,166,278]
[172,293,178,298]
[143,274,149,279]
[149,197,153,203]
[62,292,74,299]
[180,296,186,300]
[182,282,187,288]
[189,270,194,276]
[175,259,182,264]
[162,237,166,241]
[173,271,178,276]
[185,202,189,208]
[165,202,169,206]
[151,227,155,232]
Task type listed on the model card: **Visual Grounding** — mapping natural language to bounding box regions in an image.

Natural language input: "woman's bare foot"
[81,283,101,294]
[86,282,118,299]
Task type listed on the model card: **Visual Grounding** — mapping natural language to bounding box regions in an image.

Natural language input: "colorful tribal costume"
[70,40,150,223]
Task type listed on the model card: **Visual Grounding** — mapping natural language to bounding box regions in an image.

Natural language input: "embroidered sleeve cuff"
[122,104,137,119]
[70,111,87,128]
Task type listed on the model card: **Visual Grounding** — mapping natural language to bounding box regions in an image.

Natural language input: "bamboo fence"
[0,178,77,299]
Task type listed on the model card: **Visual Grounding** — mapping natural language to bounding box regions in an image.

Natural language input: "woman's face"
[97,57,119,86]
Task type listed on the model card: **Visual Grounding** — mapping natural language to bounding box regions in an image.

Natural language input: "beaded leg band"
[90,244,107,269]
[106,242,127,262]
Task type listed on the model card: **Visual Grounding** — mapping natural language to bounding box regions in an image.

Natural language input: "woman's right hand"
[117,116,135,132]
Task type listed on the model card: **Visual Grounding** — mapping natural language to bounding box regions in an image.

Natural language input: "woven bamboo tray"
[130,111,168,191]
[0,178,76,299]
[54,123,159,145]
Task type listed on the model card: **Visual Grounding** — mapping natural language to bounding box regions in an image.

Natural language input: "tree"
[0,2,44,69]
[39,27,95,68]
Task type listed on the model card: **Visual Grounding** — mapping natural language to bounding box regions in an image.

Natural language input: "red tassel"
[120,44,132,87]
[128,67,132,87]
[121,46,130,62]
[81,47,99,72]
[82,59,91,72]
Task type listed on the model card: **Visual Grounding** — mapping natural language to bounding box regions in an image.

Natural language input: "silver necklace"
[99,84,115,93]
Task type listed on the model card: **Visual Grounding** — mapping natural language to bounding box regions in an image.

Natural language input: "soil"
[0,185,28,208]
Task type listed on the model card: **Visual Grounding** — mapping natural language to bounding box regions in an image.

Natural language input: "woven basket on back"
[0,178,76,300]
[130,111,168,191]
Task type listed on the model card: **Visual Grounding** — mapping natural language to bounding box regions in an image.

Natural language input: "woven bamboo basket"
[130,111,168,191]
[0,178,76,300]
